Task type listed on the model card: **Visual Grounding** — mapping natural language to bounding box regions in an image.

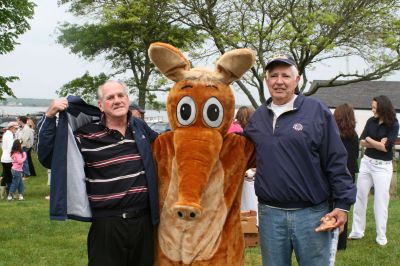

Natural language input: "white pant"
[241,180,258,211]
[241,179,258,225]
[350,156,392,243]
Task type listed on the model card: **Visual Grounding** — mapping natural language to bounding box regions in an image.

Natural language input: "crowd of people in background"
[0,115,37,201]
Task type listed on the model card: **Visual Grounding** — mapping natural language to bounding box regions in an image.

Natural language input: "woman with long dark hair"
[349,95,399,246]
[333,103,359,250]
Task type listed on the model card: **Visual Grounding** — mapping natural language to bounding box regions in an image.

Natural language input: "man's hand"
[46,98,69,118]
[315,208,347,233]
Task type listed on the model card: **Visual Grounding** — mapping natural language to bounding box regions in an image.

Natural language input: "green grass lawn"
[0,153,399,265]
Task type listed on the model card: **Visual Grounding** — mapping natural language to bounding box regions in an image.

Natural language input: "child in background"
[7,140,27,201]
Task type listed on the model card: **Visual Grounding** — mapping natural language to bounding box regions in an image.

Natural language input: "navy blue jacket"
[244,94,356,210]
[37,96,160,225]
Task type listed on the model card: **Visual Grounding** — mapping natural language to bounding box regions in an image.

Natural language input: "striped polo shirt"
[74,115,149,218]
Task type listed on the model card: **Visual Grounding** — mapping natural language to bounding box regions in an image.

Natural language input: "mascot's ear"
[148,42,191,82]
[215,48,256,84]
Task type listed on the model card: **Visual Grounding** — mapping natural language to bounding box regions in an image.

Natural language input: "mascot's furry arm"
[150,42,256,266]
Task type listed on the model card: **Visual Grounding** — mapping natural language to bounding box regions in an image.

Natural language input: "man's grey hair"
[265,65,299,79]
[97,80,128,100]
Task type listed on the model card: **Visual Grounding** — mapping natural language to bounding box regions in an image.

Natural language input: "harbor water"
[0,106,168,122]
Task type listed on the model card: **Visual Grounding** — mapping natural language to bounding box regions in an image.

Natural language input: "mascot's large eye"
[176,96,196,126]
[202,97,223,128]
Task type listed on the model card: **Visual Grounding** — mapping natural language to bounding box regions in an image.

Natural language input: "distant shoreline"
[0,98,53,108]
[0,105,49,107]
[0,106,47,116]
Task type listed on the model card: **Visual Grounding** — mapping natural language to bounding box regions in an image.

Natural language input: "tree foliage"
[57,72,109,103]
[0,0,35,99]
[172,0,400,106]
[58,0,400,107]
[57,0,204,108]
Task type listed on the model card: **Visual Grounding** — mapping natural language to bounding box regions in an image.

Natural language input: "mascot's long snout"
[172,128,223,220]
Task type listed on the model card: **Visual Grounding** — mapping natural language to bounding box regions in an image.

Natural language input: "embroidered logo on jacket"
[292,123,303,131]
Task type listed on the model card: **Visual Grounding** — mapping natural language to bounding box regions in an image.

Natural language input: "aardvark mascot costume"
[149,42,256,265]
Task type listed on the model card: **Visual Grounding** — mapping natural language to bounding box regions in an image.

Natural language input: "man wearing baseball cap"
[244,53,356,265]
[265,53,300,94]
[129,103,145,119]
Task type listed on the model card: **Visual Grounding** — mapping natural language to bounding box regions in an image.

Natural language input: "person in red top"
[7,139,27,201]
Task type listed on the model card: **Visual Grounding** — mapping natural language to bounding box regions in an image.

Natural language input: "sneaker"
[18,194,24,201]
[348,236,363,240]
[376,238,387,246]
[348,233,363,240]
[7,194,13,201]
[45,195,50,200]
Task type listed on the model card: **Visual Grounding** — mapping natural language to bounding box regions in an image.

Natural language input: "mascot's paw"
[245,169,255,177]
[244,168,255,181]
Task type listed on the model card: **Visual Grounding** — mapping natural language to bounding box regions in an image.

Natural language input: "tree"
[0,0,35,99]
[172,0,400,107]
[57,72,109,104]
[57,0,204,109]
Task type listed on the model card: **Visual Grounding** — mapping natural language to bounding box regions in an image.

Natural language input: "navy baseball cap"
[129,103,145,114]
[265,53,297,70]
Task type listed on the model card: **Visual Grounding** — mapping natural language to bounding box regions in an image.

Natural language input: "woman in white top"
[0,122,19,198]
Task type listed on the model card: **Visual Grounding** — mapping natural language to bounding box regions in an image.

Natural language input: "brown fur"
[150,43,255,265]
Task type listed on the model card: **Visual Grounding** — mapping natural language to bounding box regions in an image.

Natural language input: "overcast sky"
[0,0,110,100]
[0,0,399,105]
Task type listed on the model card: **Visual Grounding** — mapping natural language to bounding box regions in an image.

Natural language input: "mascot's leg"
[154,219,245,266]
[196,211,245,266]
[216,211,245,266]
[155,241,181,266]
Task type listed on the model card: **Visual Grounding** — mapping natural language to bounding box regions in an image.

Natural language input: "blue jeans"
[258,201,331,266]
[22,147,30,176]
[9,169,25,195]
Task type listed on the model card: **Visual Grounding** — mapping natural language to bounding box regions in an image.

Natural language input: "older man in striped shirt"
[43,80,159,266]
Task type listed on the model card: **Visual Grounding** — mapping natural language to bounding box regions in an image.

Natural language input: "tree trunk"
[138,84,147,110]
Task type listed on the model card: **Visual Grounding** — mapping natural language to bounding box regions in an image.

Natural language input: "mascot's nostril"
[177,211,184,218]
[189,212,196,218]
